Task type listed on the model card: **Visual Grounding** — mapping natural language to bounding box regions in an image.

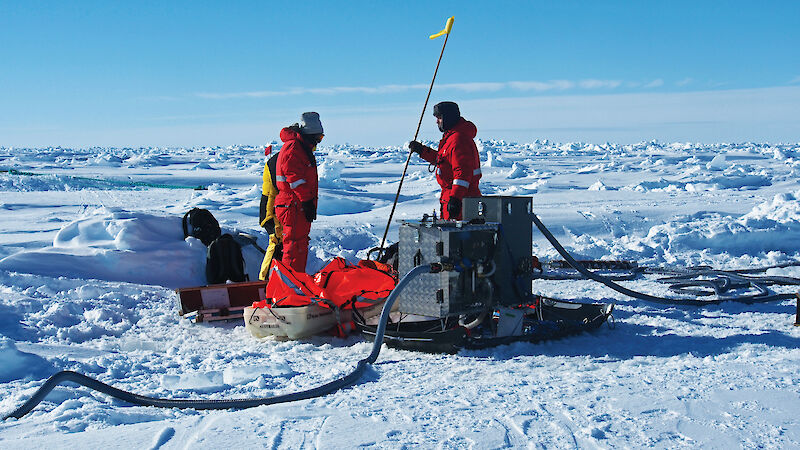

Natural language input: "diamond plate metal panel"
[397,221,497,317]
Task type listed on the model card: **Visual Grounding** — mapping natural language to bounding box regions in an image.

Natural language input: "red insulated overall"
[418,118,482,219]
[274,128,318,272]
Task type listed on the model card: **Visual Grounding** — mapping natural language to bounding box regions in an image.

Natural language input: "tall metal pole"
[378,30,452,255]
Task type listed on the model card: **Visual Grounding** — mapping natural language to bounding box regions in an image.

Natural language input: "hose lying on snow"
[649,265,800,296]
[531,213,798,306]
[3,264,436,420]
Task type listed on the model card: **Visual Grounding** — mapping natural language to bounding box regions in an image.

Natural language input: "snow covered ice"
[1,141,799,447]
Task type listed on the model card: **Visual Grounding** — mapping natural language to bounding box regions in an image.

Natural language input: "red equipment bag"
[265,257,396,309]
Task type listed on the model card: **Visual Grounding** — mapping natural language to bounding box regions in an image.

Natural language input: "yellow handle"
[429,16,455,39]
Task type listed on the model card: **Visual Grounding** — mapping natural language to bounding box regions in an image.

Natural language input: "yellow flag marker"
[429,16,455,39]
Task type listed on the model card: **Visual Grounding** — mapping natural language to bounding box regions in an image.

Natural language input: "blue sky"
[1,1,798,147]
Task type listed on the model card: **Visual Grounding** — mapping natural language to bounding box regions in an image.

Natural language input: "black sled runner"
[355,297,613,354]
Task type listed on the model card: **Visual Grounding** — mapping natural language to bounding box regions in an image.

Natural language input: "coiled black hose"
[650,266,800,296]
[3,264,434,420]
[531,213,797,306]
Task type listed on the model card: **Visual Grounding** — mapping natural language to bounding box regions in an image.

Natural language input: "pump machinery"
[397,196,535,316]
[359,196,614,353]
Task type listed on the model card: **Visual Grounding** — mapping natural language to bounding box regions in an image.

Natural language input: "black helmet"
[433,101,460,131]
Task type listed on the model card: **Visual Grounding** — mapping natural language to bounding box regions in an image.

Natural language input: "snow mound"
[496,180,546,196]
[484,150,512,168]
[609,190,800,262]
[0,208,209,288]
[711,174,771,190]
[0,336,54,382]
[623,178,687,192]
[318,160,348,189]
[740,189,800,225]
[706,154,728,170]
[506,162,527,179]
[577,164,603,174]
[588,180,609,191]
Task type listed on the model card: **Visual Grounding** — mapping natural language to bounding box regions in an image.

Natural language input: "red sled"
[176,280,267,323]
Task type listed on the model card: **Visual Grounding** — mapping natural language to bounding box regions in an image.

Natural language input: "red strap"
[252,300,268,309]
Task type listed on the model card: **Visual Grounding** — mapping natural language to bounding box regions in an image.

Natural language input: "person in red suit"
[274,112,323,272]
[408,101,482,220]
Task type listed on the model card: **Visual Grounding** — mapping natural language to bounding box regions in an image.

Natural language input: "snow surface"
[1,141,800,447]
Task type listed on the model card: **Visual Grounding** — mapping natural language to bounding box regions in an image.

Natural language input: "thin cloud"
[643,79,664,88]
[438,82,507,92]
[676,77,693,87]
[195,84,428,99]
[790,76,800,84]
[196,85,426,99]
[196,91,284,99]
[578,79,622,89]
[196,78,640,100]
[507,80,575,91]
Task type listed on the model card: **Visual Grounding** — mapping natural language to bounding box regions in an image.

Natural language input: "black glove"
[447,197,462,219]
[263,218,276,235]
[408,140,424,155]
[301,199,316,222]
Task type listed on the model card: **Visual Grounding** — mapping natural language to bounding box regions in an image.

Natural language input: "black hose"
[651,267,800,294]
[536,271,640,281]
[531,213,797,306]
[4,264,434,420]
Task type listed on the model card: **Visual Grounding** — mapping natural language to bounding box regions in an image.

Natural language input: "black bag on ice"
[378,242,399,271]
[182,208,221,246]
[206,234,248,284]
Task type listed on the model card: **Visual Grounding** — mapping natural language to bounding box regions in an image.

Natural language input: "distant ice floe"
[623,178,688,192]
[191,162,215,170]
[706,154,729,170]
[309,224,380,270]
[708,173,771,190]
[325,144,408,164]
[577,164,604,174]
[88,153,125,167]
[124,153,174,167]
[0,172,142,192]
[506,162,527,179]
[496,180,546,196]
[189,183,240,210]
[318,160,349,189]
[484,150,512,168]
[623,164,772,192]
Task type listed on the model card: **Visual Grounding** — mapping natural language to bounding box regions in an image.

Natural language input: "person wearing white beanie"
[269,112,324,273]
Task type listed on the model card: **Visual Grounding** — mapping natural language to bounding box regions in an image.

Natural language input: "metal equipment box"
[463,196,534,306]
[397,220,498,317]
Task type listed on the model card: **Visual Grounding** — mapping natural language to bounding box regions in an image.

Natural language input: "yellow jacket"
[259,153,279,228]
